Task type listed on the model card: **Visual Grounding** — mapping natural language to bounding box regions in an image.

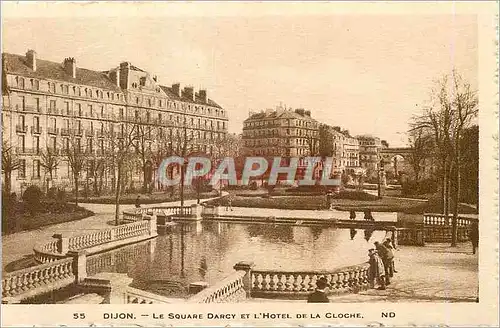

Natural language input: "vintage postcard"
[1,1,498,327]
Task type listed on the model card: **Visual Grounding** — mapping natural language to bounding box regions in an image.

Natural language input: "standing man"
[135,195,141,208]
[368,249,386,290]
[383,238,397,274]
[374,241,391,285]
[470,221,479,254]
[226,194,233,211]
[307,277,330,303]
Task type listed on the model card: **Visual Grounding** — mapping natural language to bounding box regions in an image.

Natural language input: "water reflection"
[87,222,388,296]
[350,228,357,240]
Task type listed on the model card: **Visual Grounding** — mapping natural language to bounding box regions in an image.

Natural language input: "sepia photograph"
[1,1,498,327]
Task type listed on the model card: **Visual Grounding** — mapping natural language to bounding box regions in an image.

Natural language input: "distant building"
[322,125,360,175]
[357,134,382,177]
[242,106,319,157]
[2,49,228,194]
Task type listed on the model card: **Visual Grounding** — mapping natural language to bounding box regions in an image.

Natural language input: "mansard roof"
[159,85,222,109]
[3,53,122,92]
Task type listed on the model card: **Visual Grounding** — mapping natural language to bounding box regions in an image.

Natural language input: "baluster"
[264,274,272,291]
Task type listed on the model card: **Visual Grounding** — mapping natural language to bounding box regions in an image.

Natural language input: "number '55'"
[73,313,85,319]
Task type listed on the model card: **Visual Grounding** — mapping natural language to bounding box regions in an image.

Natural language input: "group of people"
[368,238,397,290]
[308,236,398,302]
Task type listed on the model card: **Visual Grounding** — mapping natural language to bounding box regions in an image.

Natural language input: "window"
[18,115,25,128]
[64,85,69,94]
[33,136,40,153]
[50,118,56,129]
[19,96,26,111]
[158,113,162,123]
[19,77,25,89]
[65,102,70,115]
[18,135,25,151]
[34,80,39,90]
[18,159,26,178]
[100,106,104,117]
[88,105,93,117]
[33,160,41,178]
[33,116,40,130]
[76,104,82,116]
[148,98,152,107]
[35,98,40,111]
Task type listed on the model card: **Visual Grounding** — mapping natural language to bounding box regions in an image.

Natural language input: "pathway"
[248,242,478,303]
[2,194,224,273]
[219,206,398,222]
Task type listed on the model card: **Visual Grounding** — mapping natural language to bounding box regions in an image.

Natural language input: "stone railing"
[187,270,247,303]
[135,206,192,216]
[125,286,177,304]
[397,227,425,246]
[2,257,75,303]
[68,230,113,251]
[250,263,370,299]
[122,211,143,223]
[34,219,156,264]
[423,213,478,227]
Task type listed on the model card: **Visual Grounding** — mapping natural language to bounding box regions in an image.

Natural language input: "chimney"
[171,83,181,97]
[199,89,207,103]
[183,86,195,101]
[26,50,37,71]
[109,68,120,87]
[63,57,76,78]
[305,110,311,117]
[119,62,130,89]
[152,75,158,82]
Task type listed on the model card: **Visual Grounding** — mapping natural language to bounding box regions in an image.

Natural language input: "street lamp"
[377,160,384,198]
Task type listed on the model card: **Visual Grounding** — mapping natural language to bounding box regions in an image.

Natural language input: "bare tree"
[40,146,60,192]
[105,122,138,224]
[2,140,19,195]
[63,135,86,206]
[407,126,432,182]
[132,123,156,193]
[411,71,478,246]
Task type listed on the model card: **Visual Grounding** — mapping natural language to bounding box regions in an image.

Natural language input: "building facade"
[325,126,360,175]
[357,134,382,177]
[2,50,228,194]
[242,106,319,157]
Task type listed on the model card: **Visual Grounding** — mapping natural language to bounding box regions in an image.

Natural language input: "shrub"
[57,189,67,203]
[22,185,43,216]
[47,187,58,200]
[333,190,379,201]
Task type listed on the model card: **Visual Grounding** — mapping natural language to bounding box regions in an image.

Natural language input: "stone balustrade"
[126,286,177,304]
[2,257,75,303]
[423,213,478,227]
[135,206,192,216]
[251,263,370,299]
[187,270,247,303]
[122,211,143,223]
[34,219,155,264]
[68,230,113,251]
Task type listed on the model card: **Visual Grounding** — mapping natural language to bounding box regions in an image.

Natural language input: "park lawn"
[207,194,478,214]
[2,202,94,235]
[71,190,219,204]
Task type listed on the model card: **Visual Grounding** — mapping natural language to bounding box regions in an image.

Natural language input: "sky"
[2,3,478,147]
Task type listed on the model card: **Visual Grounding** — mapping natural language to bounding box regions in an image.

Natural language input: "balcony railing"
[47,127,59,135]
[85,129,95,137]
[60,128,71,136]
[31,126,42,134]
[75,129,83,136]
[47,108,59,115]
[15,125,28,133]
[96,130,105,138]
[16,147,40,155]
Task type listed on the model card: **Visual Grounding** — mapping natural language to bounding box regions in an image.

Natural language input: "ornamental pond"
[86,221,389,298]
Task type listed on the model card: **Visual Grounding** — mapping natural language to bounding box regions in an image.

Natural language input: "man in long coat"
[368,249,386,290]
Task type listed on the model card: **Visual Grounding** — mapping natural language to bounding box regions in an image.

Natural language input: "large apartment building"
[241,106,319,157]
[326,126,360,174]
[2,50,229,194]
[357,134,383,177]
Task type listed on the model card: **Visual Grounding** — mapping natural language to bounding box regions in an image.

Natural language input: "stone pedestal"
[68,250,88,283]
[53,233,69,254]
[233,261,255,298]
[191,204,202,220]
[188,281,209,294]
